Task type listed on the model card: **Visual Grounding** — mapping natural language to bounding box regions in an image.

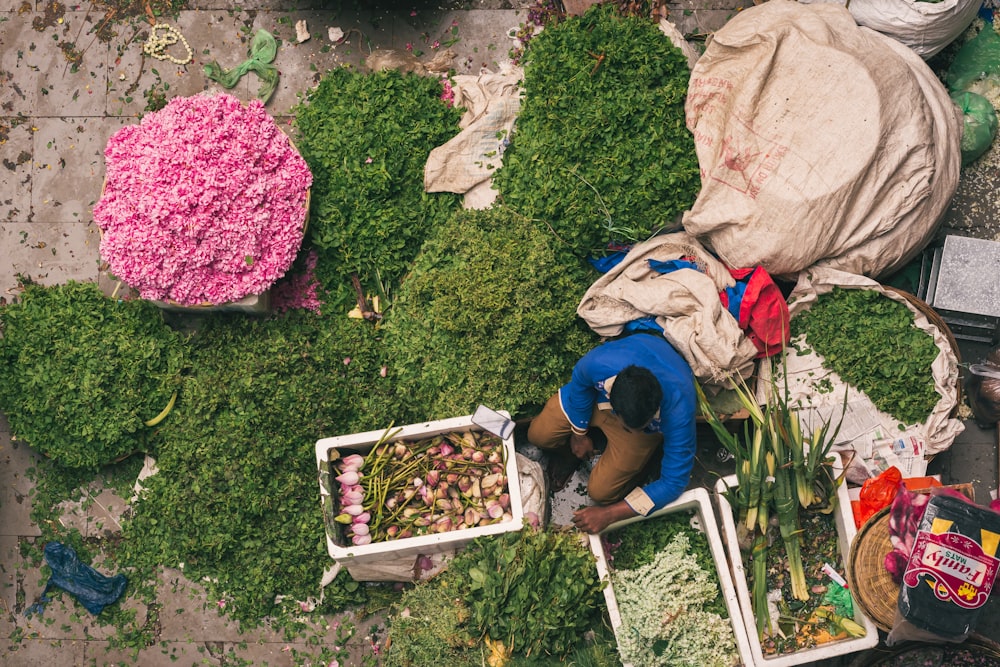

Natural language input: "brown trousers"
[527,393,662,503]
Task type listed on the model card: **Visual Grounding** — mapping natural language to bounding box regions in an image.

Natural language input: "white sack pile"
[682,0,962,280]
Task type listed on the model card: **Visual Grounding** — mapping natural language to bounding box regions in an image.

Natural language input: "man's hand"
[571,501,637,534]
[569,432,595,460]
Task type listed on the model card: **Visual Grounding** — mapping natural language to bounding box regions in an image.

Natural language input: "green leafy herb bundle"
[791,287,941,425]
[494,3,700,256]
[0,280,186,468]
[114,310,394,627]
[384,206,598,420]
[292,67,463,310]
[385,527,606,665]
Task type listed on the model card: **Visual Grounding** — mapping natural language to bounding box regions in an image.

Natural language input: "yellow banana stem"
[144,390,178,427]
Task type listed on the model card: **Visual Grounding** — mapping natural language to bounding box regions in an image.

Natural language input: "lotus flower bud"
[413,516,431,528]
[394,443,408,459]
[352,523,370,536]
[470,479,482,499]
[341,489,364,506]
[385,497,398,511]
[334,513,353,524]
[340,454,365,472]
[491,465,504,475]
[448,487,461,501]
[435,499,452,512]
[335,471,361,486]
[499,493,510,510]
[343,504,365,516]
[425,470,440,487]
[352,533,372,546]
[427,445,440,456]
[486,501,504,520]
[481,473,500,490]
[524,511,541,529]
[488,451,502,464]
[446,472,459,484]
[353,512,371,524]
[471,450,485,463]
[398,528,414,539]
[457,477,472,493]
[501,512,513,522]
[434,517,453,533]
[462,448,475,460]
[464,508,481,526]
[439,443,455,457]
[403,508,419,518]
[412,477,424,488]
[386,525,400,538]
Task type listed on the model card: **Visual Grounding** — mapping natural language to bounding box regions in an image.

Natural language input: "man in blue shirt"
[527,333,697,533]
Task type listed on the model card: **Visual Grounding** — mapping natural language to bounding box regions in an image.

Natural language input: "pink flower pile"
[94,93,313,305]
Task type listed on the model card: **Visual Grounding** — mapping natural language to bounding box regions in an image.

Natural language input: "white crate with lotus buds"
[316,413,524,569]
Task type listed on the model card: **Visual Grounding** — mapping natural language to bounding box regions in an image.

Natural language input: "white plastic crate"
[588,487,755,667]
[714,473,879,666]
[315,413,524,568]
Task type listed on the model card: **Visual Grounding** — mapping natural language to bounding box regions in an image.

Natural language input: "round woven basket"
[882,285,963,418]
[847,506,898,633]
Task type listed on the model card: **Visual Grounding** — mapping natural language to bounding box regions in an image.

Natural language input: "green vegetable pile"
[494,3,700,257]
[0,280,186,468]
[384,527,607,665]
[293,67,463,310]
[791,287,941,426]
[384,206,598,419]
[113,310,395,627]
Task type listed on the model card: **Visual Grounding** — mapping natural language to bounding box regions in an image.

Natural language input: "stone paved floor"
[2,0,999,664]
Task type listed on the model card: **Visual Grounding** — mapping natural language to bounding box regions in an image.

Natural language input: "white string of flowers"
[143,24,193,66]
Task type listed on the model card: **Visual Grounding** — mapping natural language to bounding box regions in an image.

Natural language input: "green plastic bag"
[951,90,999,165]
[945,24,1000,92]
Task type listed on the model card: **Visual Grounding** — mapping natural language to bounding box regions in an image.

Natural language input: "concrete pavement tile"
[31,116,127,222]
[0,637,86,665]
[392,10,522,75]
[85,638,209,667]
[20,10,109,117]
[250,10,374,116]
[667,8,744,37]
[106,12,250,119]
[0,438,42,537]
[0,12,39,115]
[55,485,125,539]
[0,118,32,223]
[156,568,278,643]
[0,535,21,618]
[0,222,101,294]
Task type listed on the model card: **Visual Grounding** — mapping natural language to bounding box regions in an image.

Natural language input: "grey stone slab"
[667,8,744,37]
[106,11,250,119]
[55,485,126,539]
[0,222,101,294]
[391,10,523,75]
[0,438,42,537]
[85,638,209,667]
[0,535,20,618]
[156,568,278,643]
[0,14,38,116]
[31,116,125,223]
[0,118,32,223]
[932,235,1000,318]
[0,637,86,665]
[15,11,110,117]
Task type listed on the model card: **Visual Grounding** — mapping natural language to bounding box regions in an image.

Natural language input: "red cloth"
[720,266,790,358]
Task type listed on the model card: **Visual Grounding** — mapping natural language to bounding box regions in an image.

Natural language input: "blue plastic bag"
[25,542,127,616]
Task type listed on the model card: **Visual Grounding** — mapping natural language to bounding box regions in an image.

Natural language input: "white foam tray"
[315,413,523,567]
[714,472,879,666]
[588,487,755,667]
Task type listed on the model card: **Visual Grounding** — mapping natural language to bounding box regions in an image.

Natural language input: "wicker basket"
[846,483,976,632]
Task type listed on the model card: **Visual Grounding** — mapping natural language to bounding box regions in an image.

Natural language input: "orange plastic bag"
[857,466,903,526]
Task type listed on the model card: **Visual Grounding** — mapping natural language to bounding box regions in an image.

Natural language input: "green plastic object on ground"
[951,90,999,166]
[945,24,1000,93]
[203,29,279,103]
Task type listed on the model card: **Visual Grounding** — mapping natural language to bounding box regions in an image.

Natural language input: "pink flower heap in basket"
[94,93,313,306]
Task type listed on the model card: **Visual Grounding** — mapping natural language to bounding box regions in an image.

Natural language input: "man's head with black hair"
[609,365,662,429]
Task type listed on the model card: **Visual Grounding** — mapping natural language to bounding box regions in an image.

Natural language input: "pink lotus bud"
[340,454,365,471]
[425,470,440,487]
[343,504,365,516]
[398,528,414,539]
[335,471,360,486]
[352,533,372,546]
[380,365,388,377]
[486,501,504,520]
[471,451,485,463]
[413,516,431,528]
[501,511,513,522]
[525,511,541,529]
[457,477,472,493]
[464,508,481,526]
[435,499,453,512]
[499,493,510,510]
[412,477,424,488]
[394,443,408,459]
[386,525,400,538]
[341,489,364,506]
[488,451,502,464]
[462,448,475,460]
[385,497,398,511]
[446,473,459,484]
[351,523,370,536]
[439,443,454,457]
[403,508,419,518]
[434,517,453,533]
[353,512,371,524]
[491,465,504,475]
[427,445,440,456]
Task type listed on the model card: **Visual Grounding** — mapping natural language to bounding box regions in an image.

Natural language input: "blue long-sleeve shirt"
[558,334,697,513]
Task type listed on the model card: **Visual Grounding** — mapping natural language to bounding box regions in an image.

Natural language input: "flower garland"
[612,532,739,667]
[143,24,193,66]
[94,93,312,305]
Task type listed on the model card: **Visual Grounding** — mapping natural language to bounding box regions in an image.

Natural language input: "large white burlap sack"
[682,0,961,279]
[799,0,981,59]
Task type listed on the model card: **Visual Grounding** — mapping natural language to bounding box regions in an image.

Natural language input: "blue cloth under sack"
[25,541,127,616]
